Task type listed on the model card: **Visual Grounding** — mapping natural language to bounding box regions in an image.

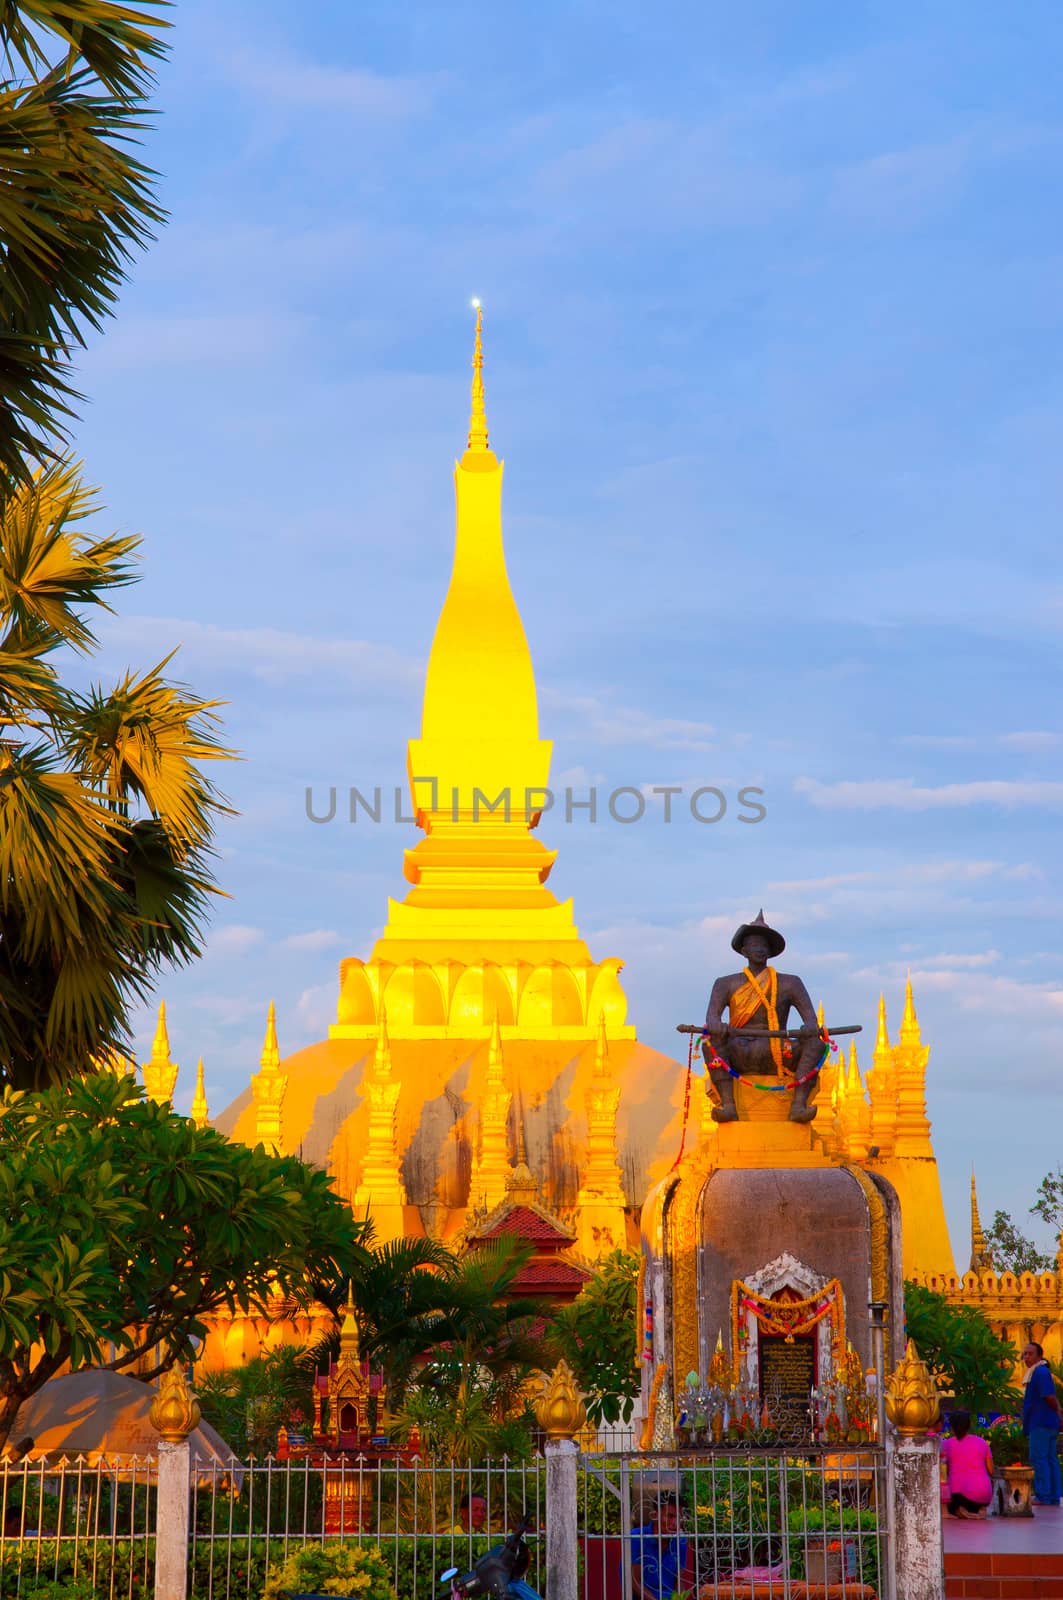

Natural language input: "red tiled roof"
[477,1204,574,1244]
[515,1261,590,1287]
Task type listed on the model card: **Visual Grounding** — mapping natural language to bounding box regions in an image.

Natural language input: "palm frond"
[0,1,169,102]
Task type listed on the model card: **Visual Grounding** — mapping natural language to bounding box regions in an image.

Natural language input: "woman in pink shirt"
[941,1410,995,1518]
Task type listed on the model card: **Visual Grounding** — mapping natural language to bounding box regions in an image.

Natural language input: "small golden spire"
[875,993,890,1056]
[190,1057,209,1129]
[142,1000,178,1105]
[816,1000,824,1028]
[339,1280,360,1360]
[594,1011,610,1078]
[261,999,280,1072]
[374,1008,393,1079]
[970,1170,993,1271]
[506,1106,538,1200]
[488,1012,504,1079]
[846,1040,864,1096]
[900,971,921,1045]
[466,302,490,453]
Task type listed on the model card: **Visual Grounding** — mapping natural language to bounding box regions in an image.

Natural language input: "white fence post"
[149,1368,200,1600]
[545,1438,579,1600]
[886,1340,944,1600]
[155,1438,192,1600]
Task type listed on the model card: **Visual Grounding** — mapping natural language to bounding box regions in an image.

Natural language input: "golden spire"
[251,1000,286,1155]
[142,1000,178,1105]
[261,999,280,1072]
[373,1008,393,1078]
[900,970,922,1045]
[340,1279,360,1359]
[867,992,897,1159]
[466,301,490,455]
[487,1011,504,1080]
[190,1056,209,1129]
[506,1106,538,1201]
[471,1013,512,1214]
[846,1041,864,1097]
[875,993,890,1057]
[969,1171,994,1271]
[594,1011,609,1078]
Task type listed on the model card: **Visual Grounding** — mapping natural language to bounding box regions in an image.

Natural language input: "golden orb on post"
[885,1338,940,1436]
[149,1366,201,1442]
[534,1360,587,1441]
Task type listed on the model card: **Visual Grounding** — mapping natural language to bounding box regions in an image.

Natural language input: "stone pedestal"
[892,1431,944,1599]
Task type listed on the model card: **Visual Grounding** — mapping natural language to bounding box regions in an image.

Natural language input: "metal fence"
[0,1443,893,1600]
[579,1445,889,1600]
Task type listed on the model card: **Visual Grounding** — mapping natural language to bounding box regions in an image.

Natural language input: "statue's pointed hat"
[731,909,785,958]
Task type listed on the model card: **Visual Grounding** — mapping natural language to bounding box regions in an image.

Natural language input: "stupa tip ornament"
[885,1338,940,1435]
[534,1359,586,1440]
[465,301,491,458]
[149,1366,201,1442]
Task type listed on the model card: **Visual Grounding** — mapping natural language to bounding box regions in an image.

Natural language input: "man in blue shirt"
[1022,1341,1062,1507]
[631,1494,689,1600]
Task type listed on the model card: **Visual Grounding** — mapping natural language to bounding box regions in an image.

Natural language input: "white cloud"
[900,731,1061,753]
[222,46,436,117]
[542,687,715,751]
[795,777,1063,810]
[98,615,421,692]
[283,929,344,953]
[209,925,265,957]
[295,983,336,1037]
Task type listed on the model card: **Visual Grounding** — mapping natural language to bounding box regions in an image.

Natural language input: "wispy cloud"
[795,777,1063,810]
[283,929,344,953]
[221,46,436,118]
[901,731,1061,753]
[542,687,716,751]
[209,925,266,958]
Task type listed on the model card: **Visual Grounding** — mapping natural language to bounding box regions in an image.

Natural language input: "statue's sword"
[676,1023,862,1038]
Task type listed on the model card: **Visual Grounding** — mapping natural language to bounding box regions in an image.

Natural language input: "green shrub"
[263,1540,396,1600]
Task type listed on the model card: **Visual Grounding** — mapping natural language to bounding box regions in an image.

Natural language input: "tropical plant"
[547,1248,640,1425]
[196,1346,316,1460]
[903,1282,1020,1416]
[0,0,168,480]
[263,1540,395,1600]
[0,459,233,1089]
[0,1072,362,1449]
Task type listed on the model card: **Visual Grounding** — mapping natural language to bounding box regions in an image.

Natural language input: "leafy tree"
[983,1210,1053,1275]
[547,1248,640,1426]
[0,460,233,1089]
[0,0,168,478]
[0,1073,362,1449]
[903,1281,1020,1416]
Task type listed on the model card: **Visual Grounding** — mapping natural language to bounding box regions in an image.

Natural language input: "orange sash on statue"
[728,966,785,1073]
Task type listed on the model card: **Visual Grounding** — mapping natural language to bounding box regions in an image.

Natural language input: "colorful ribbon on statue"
[700,1027,835,1091]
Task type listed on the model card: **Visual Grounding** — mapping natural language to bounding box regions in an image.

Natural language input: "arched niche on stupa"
[383,961,446,1027]
[518,963,584,1028]
[448,963,516,1029]
[337,960,377,1024]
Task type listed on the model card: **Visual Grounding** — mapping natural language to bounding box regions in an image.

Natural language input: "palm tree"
[0,0,168,480]
[0,459,233,1087]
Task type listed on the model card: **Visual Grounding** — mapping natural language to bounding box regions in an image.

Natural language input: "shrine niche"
[732,1253,844,1396]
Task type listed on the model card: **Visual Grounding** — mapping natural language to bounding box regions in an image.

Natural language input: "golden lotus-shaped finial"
[885,1338,940,1436]
[707,1331,734,1392]
[534,1360,587,1440]
[149,1366,201,1442]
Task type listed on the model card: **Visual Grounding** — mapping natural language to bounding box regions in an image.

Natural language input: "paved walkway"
[943,1503,1063,1554]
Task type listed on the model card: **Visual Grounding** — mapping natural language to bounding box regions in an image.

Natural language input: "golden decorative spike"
[466,302,490,453]
[373,1008,393,1079]
[506,1107,539,1201]
[875,994,891,1058]
[534,1359,587,1440]
[969,1171,994,1271]
[142,1000,178,1105]
[594,1011,610,1078]
[149,1367,201,1442]
[846,1041,864,1096]
[885,1338,940,1435]
[900,971,921,1045]
[261,999,280,1072]
[190,1057,209,1129]
[339,1281,360,1359]
[488,1011,504,1079]
[707,1330,734,1391]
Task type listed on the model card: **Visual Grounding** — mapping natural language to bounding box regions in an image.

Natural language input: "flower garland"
[701,1028,835,1092]
[732,1277,844,1348]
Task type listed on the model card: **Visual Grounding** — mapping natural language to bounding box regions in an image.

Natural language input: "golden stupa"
[213,308,684,1262]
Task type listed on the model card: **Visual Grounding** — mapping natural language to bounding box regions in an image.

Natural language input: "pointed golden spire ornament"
[506,1107,539,1202]
[892,973,933,1157]
[352,1007,406,1236]
[470,1014,512,1214]
[576,1012,625,1252]
[867,993,898,1158]
[900,970,921,1045]
[190,1057,210,1129]
[969,1171,994,1271]
[251,1000,287,1155]
[885,1338,940,1435]
[142,1000,178,1105]
[594,1009,610,1077]
[466,301,490,454]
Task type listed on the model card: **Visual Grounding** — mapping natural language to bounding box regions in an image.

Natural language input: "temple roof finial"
[594,1011,609,1077]
[151,1000,170,1062]
[190,1056,209,1129]
[970,1170,993,1271]
[466,301,489,454]
[261,999,280,1072]
[900,970,921,1044]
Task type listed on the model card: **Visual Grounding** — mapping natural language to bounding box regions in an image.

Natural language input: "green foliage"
[197,1346,316,1459]
[903,1281,1020,1415]
[1031,1169,1063,1235]
[987,1421,1028,1465]
[546,1248,640,1425]
[0,457,234,1091]
[263,1540,396,1600]
[0,1073,361,1448]
[984,1210,1053,1274]
[0,1,168,479]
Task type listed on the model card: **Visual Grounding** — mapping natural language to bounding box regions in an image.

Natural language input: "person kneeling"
[941,1410,994,1519]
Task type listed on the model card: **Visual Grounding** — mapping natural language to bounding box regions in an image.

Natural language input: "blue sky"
[67,0,1063,1262]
